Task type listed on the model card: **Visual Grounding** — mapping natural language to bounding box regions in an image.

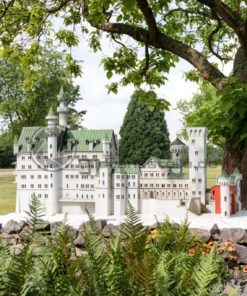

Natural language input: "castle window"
[144,173,148,177]
[28,156,31,160]
[150,184,153,187]
[192,179,196,183]
[50,154,52,158]
[21,184,26,188]
[38,194,42,198]
[76,184,78,188]
[31,184,34,188]
[140,183,143,187]
[90,184,94,188]
[102,194,104,198]
[38,175,41,179]
[144,184,148,187]
[156,173,159,177]
[128,182,130,187]
[133,194,136,198]
[121,195,124,199]
[116,195,120,199]
[162,173,166,177]
[28,165,31,169]
[21,156,25,160]
[198,191,202,195]
[128,194,130,199]
[51,183,53,188]
[50,145,52,149]
[133,182,136,187]
[121,183,124,187]
[93,155,97,159]
[224,196,227,201]
[167,184,170,188]
[121,175,124,179]
[44,175,48,179]
[162,184,165,188]
[195,151,198,155]
[116,175,120,179]
[66,184,69,188]
[150,173,153,177]
[45,194,48,198]
[116,183,120,187]
[91,195,93,198]
[225,211,227,216]
[192,191,196,195]
[173,184,177,188]
[102,172,105,177]
[191,139,195,144]
[132,175,135,179]
[21,175,26,179]
[156,184,159,187]
[45,184,48,188]
[50,164,52,168]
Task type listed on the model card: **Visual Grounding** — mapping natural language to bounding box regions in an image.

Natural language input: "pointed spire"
[47,106,55,117]
[219,170,228,178]
[14,135,19,144]
[232,167,240,175]
[171,138,185,146]
[57,86,67,102]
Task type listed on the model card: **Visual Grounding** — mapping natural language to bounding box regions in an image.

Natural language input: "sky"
[71,39,198,141]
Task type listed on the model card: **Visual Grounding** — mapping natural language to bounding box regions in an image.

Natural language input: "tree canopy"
[0,51,85,136]
[119,90,170,165]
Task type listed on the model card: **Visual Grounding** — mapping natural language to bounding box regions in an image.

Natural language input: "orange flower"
[227,246,236,253]
[230,255,237,261]
[195,242,201,249]
[202,250,207,256]
[242,266,247,273]
[188,248,195,256]
[224,240,232,246]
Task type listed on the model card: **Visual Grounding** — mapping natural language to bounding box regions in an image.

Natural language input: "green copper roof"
[17,127,115,153]
[218,170,228,179]
[168,173,189,180]
[113,165,139,174]
[143,156,179,168]
[171,138,185,146]
[57,86,67,102]
[232,168,240,176]
[47,106,55,117]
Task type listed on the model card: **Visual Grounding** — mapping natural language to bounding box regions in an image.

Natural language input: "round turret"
[217,170,231,217]
[57,86,70,127]
[170,138,185,164]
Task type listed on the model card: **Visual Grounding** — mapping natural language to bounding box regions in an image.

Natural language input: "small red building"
[210,168,241,217]
[210,185,237,215]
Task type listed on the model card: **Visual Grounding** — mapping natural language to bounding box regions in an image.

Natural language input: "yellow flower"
[188,248,195,256]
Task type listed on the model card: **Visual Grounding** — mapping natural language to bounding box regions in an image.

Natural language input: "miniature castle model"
[13,88,241,217]
[210,169,242,217]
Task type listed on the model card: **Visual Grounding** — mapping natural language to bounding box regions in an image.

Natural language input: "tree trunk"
[222,140,247,208]
[222,47,247,208]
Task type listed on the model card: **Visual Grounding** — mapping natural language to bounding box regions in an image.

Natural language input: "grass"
[0,166,222,215]
[0,168,14,172]
[0,173,16,215]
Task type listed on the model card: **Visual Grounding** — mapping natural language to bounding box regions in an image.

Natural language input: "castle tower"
[187,127,207,205]
[217,170,231,217]
[102,136,111,163]
[46,106,59,215]
[57,86,70,127]
[95,164,112,216]
[231,168,242,211]
[170,138,185,165]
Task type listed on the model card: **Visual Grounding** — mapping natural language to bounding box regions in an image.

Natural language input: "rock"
[3,220,25,234]
[210,224,221,241]
[79,219,107,233]
[19,225,32,241]
[75,247,87,257]
[221,228,247,244]
[50,222,77,239]
[1,232,19,245]
[189,228,211,242]
[102,224,119,238]
[74,233,85,247]
[10,244,24,255]
[35,220,50,231]
[234,244,247,264]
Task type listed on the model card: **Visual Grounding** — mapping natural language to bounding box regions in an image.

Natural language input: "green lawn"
[0,168,14,172]
[183,165,221,189]
[0,173,16,214]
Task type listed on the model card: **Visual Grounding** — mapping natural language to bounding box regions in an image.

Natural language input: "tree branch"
[95,21,226,88]
[136,0,160,38]
[196,0,247,54]
[45,0,71,13]
[0,0,15,20]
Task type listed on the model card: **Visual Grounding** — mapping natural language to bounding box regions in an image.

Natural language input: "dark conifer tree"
[119,92,170,165]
